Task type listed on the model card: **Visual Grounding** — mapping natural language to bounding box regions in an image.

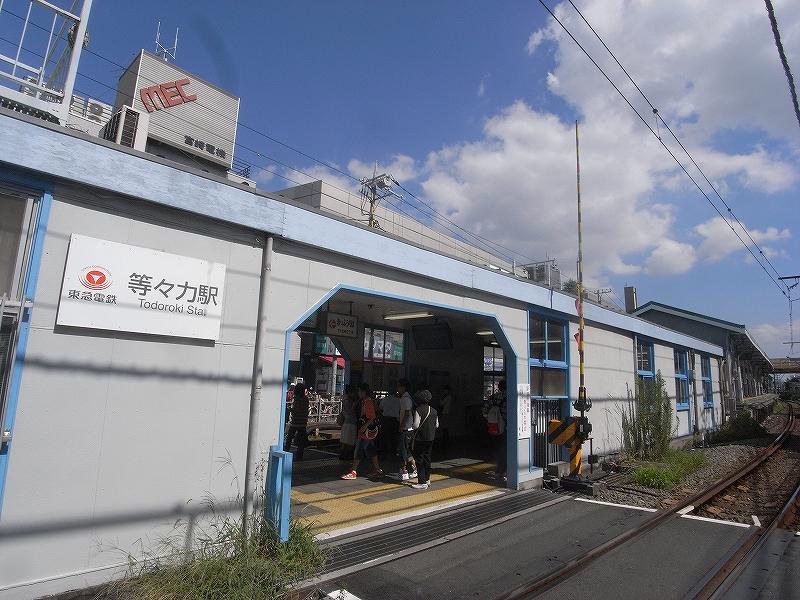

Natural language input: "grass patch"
[708,412,768,444]
[107,515,325,600]
[630,449,707,489]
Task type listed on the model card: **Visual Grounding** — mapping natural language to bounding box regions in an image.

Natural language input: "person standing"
[284,382,310,461]
[396,378,418,481]
[379,387,400,461]
[338,384,359,461]
[438,384,453,451]
[411,390,438,490]
[482,379,507,480]
[341,383,383,480]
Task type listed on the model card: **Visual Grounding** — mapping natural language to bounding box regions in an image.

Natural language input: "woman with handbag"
[338,384,358,461]
[341,383,383,480]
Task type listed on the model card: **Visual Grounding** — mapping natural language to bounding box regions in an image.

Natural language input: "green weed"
[630,449,706,490]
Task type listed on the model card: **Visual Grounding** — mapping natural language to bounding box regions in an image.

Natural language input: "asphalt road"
[319,498,656,600]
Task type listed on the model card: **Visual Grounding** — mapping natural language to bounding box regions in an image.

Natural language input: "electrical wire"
[764,0,800,130]
[0,5,541,267]
[539,0,789,299]
[565,0,790,291]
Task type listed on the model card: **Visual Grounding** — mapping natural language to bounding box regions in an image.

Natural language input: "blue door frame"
[274,284,521,534]
[0,170,53,518]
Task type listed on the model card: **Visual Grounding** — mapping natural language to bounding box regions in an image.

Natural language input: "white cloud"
[478,80,486,98]
[419,101,679,283]
[694,216,790,263]
[644,239,697,275]
[526,29,547,55]
[415,0,798,281]
[751,322,795,358]
[348,154,417,183]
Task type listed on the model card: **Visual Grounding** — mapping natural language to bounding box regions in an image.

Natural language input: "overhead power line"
[538,0,789,299]
[763,0,800,130]
[1,6,537,267]
[566,0,788,288]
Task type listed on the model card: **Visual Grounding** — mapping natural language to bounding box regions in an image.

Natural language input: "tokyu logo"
[79,266,112,290]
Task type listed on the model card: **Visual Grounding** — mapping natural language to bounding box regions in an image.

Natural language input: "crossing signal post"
[546,122,601,495]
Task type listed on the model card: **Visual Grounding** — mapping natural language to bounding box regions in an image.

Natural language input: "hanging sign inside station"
[321,312,358,338]
[56,234,226,340]
[517,383,531,439]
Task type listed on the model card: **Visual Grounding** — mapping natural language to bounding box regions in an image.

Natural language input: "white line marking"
[324,590,365,600]
[680,514,751,528]
[677,505,694,515]
[574,497,658,512]
[752,515,761,527]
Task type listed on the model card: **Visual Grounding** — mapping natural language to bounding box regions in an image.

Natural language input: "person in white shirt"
[396,378,418,481]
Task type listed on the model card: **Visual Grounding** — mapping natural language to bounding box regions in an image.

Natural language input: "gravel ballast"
[594,440,770,510]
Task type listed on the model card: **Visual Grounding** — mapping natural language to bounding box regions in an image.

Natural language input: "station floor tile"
[290,458,504,533]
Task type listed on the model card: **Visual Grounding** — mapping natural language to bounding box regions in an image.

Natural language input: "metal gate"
[531,399,562,468]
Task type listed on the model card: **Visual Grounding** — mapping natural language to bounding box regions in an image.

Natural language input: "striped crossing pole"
[573,120,590,477]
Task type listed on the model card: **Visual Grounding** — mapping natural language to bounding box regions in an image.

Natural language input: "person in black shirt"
[411,390,438,490]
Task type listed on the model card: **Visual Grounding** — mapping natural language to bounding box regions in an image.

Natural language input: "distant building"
[630,299,773,416]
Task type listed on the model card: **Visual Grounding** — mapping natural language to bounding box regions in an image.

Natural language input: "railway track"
[493,403,799,600]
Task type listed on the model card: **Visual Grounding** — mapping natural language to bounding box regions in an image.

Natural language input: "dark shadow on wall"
[20,355,285,385]
[0,497,242,541]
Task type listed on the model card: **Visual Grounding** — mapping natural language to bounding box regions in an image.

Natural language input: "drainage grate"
[320,489,559,575]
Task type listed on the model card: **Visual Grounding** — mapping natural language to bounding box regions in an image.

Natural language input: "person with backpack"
[482,379,507,480]
[284,382,310,460]
[341,383,383,480]
[411,389,438,490]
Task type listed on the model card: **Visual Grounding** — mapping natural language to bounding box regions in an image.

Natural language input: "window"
[529,315,567,366]
[701,355,713,408]
[529,313,568,468]
[483,345,505,400]
[674,349,690,410]
[636,339,654,376]
[529,315,568,397]
[363,326,405,364]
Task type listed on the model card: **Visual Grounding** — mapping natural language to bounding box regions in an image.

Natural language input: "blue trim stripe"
[0,173,53,518]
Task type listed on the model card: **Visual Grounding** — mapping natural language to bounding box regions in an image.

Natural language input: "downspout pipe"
[244,235,273,534]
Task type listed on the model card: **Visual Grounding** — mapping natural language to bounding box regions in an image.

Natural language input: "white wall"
[570,323,636,457]
[0,187,262,598]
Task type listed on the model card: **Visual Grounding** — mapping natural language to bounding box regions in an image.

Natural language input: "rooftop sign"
[115,50,239,169]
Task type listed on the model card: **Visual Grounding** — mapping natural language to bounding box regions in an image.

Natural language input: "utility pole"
[360,162,402,229]
[779,276,800,355]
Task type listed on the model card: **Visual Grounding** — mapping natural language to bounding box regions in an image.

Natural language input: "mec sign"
[139,78,197,113]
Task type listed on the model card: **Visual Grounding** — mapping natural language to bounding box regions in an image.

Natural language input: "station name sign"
[321,312,358,338]
[56,235,227,340]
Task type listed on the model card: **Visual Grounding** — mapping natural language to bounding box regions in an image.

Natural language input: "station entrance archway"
[281,286,519,533]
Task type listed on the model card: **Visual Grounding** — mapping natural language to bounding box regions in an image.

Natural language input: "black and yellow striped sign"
[547,418,578,446]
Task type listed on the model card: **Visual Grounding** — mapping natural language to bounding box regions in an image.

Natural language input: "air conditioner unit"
[100,106,148,152]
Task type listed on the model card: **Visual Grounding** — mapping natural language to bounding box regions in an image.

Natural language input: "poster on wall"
[517,383,531,439]
[56,234,227,340]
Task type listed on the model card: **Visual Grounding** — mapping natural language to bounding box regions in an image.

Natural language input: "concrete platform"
[291,454,505,533]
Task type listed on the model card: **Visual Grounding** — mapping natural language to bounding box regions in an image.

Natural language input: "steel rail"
[688,405,798,600]
[493,405,795,600]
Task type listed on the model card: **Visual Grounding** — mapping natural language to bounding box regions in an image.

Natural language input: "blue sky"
[2,1,798,356]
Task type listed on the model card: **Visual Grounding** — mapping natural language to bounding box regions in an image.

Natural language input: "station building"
[0,16,742,598]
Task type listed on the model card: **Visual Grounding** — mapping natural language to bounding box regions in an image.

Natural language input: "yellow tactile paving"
[292,461,502,532]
